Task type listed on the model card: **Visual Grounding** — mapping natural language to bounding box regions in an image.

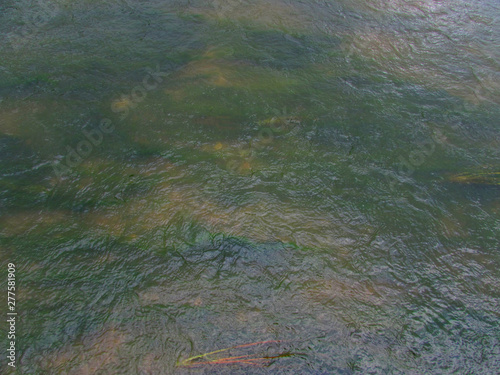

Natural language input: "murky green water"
[1,0,499,373]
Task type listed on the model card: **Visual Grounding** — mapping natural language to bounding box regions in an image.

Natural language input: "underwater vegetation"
[1,0,500,374]
[448,170,500,185]
[177,340,296,367]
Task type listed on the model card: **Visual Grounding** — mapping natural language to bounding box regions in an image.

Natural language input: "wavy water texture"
[0,0,499,374]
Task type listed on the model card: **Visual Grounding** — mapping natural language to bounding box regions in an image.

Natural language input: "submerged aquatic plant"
[177,340,296,367]
[448,170,500,185]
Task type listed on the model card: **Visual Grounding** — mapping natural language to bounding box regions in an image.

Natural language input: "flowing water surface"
[0,0,499,373]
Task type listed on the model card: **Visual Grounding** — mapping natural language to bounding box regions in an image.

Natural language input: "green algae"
[1,1,500,374]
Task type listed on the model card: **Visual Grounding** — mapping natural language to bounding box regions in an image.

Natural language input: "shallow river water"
[0,0,499,374]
